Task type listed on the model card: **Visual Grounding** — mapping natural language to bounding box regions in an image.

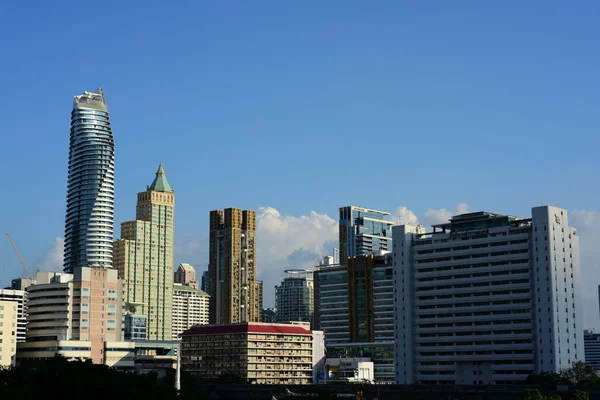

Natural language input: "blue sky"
[1,1,599,325]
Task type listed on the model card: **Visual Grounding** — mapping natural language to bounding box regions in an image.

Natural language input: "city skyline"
[0,2,599,333]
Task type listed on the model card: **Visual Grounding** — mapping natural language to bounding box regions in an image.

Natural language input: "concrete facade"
[172,283,209,339]
[181,322,314,384]
[174,263,198,289]
[0,289,26,342]
[209,208,261,324]
[393,206,584,384]
[0,300,18,367]
[19,268,123,365]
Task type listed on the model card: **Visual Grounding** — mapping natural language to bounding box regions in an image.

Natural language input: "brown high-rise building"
[209,208,260,324]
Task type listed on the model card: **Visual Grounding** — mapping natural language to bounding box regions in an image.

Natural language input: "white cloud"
[423,207,453,225]
[256,207,338,306]
[36,237,64,273]
[456,202,469,215]
[571,209,600,230]
[393,206,420,225]
[393,203,470,228]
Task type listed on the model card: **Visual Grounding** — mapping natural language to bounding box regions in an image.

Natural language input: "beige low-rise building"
[181,322,315,384]
[0,300,18,367]
[17,268,124,365]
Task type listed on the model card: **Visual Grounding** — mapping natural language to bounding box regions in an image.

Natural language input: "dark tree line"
[0,356,178,400]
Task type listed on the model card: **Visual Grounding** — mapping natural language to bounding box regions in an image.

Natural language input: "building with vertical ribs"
[209,208,261,324]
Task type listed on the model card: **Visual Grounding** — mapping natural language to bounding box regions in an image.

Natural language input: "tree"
[564,390,590,400]
[0,356,178,400]
[524,371,564,385]
[560,362,600,385]
[521,388,544,400]
[548,394,562,400]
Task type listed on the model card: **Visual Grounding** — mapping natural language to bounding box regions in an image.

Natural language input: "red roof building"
[181,322,314,384]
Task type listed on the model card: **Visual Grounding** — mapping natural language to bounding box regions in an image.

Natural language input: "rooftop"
[147,163,173,193]
[341,206,390,216]
[428,211,530,234]
[181,322,312,336]
[73,88,107,112]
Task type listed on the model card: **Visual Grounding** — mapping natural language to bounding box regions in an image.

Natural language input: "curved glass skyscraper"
[64,89,115,273]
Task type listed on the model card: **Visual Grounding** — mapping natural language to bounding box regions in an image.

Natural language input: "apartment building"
[0,300,18,367]
[0,289,26,342]
[209,208,261,324]
[181,322,316,384]
[17,268,125,366]
[172,283,209,339]
[393,206,584,384]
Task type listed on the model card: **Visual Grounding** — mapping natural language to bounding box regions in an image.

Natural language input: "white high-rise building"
[393,206,584,384]
[0,289,27,342]
[64,89,115,273]
[172,283,209,339]
[0,300,18,367]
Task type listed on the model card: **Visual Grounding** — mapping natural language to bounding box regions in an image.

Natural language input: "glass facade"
[339,206,392,265]
[64,89,115,272]
[275,270,314,326]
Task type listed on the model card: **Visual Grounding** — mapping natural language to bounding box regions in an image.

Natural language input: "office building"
[201,270,211,295]
[181,322,315,384]
[0,300,18,367]
[172,283,209,339]
[175,263,198,289]
[393,206,584,384]
[113,164,175,340]
[339,206,392,265]
[584,330,600,372]
[313,254,395,382]
[0,289,26,342]
[275,269,314,326]
[263,308,277,323]
[208,208,260,324]
[125,314,148,340]
[64,88,115,273]
[17,268,124,365]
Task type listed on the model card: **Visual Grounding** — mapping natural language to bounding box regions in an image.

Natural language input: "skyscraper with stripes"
[64,89,115,273]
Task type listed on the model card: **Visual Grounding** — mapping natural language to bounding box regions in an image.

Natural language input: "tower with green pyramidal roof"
[114,163,175,340]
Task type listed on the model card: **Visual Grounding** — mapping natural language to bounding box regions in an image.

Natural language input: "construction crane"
[5,233,33,280]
